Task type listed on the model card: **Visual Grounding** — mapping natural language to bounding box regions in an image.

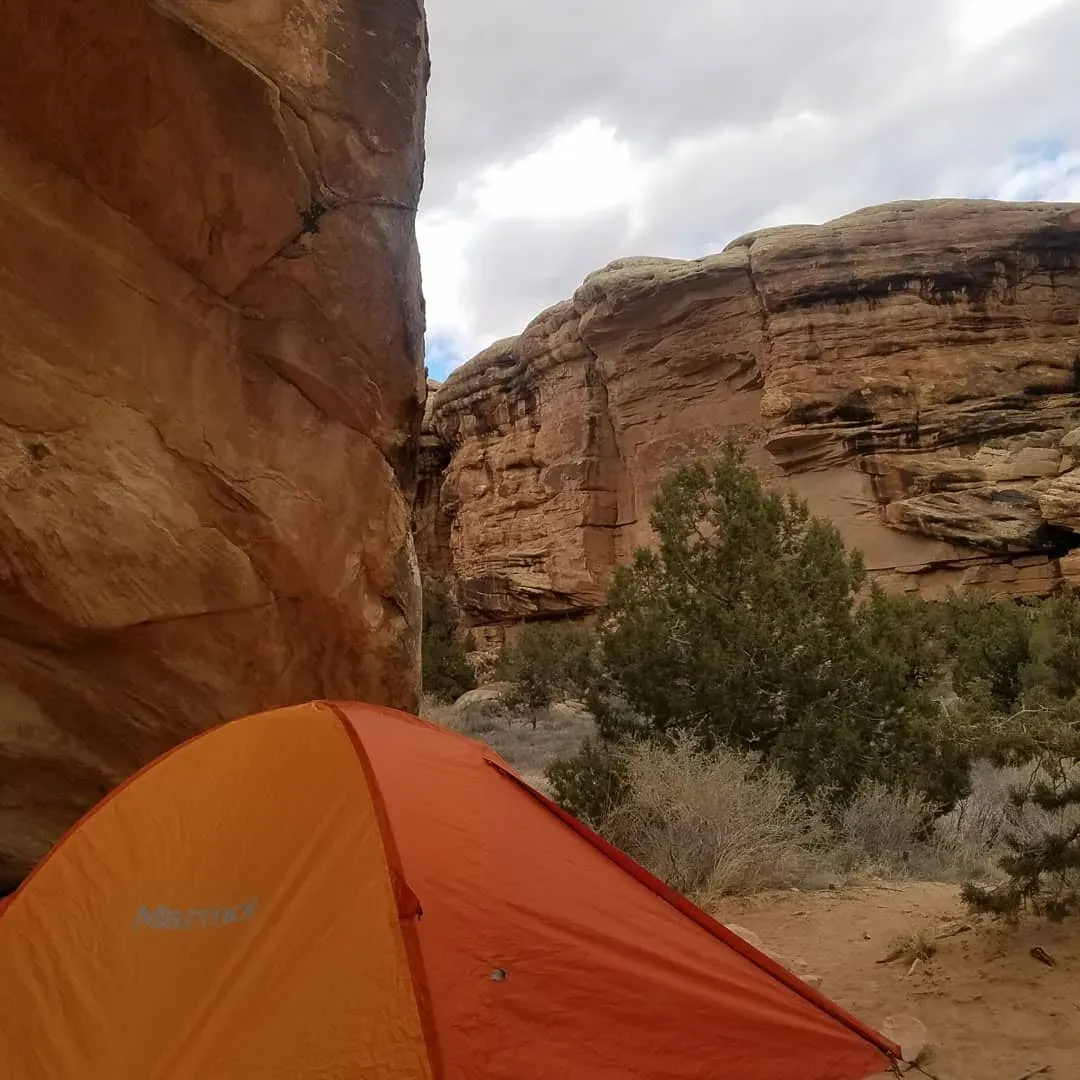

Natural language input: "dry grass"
[419,692,595,792]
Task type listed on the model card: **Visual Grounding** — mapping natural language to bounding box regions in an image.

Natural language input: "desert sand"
[717,882,1080,1079]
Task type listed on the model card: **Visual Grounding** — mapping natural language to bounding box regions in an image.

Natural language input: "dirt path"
[715,882,1080,1080]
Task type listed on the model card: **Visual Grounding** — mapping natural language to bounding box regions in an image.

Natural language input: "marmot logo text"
[133,899,258,931]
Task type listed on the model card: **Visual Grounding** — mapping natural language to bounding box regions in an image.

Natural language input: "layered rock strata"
[420,200,1080,638]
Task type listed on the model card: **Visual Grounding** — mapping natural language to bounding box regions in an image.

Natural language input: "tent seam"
[325,701,447,1080]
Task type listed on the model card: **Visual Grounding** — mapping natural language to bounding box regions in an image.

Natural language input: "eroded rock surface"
[0,0,428,886]
[420,200,1080,638]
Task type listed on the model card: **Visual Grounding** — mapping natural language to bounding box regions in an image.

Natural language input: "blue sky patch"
[425,334,464,381]
[1015,137,1065,164]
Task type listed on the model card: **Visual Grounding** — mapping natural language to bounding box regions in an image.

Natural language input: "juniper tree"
[563,440,962,803]
[497,621,595,728]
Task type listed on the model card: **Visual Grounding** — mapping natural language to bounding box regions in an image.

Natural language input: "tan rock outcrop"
[0,0,428,887]
[420,200,1080,635]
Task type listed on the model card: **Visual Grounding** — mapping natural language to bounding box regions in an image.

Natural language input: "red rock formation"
[420,200,1080,641]
[0,0,428,886]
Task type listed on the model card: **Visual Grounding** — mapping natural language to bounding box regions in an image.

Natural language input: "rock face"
[415,378,454,578]
[0,0,428,887]
[420,200,1080,639]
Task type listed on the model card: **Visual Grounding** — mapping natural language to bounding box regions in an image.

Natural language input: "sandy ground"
[715,882,1080,1080]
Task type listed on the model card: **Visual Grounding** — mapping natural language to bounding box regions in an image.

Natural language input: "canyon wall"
[420,200,1080,642]
[0,0,428,887]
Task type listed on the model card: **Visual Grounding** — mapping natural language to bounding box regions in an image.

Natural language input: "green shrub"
[420,577,476,703]
[545,737,628,828]
[497,621,596,727]
[508,442,1080,926]
[945,590,1036,708]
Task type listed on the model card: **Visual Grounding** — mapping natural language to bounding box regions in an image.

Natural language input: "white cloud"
[416,213,473,358]
[418,0,1080,373]
[471,119,646,223]
[995,150,1080,202]
[420,118,650,360]
[952,0,1073,50]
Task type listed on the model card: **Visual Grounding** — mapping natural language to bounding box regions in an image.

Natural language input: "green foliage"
[420,578,476,703]
[586,440,959,803]
[546,737,629,828]
[523,440,1080,926]
[960,744,1080,922]
[497,621,595,726]
[846,591,971,810]
[1024,590,1080,699]
[950,591,1080,921]
[945,590,1036,707]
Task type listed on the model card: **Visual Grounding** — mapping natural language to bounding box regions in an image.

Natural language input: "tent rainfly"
[0,700,901,1078]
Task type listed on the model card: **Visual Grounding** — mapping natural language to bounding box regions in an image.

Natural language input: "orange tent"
[0,701,900,1078]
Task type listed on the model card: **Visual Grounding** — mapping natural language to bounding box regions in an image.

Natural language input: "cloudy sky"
[417,0,1080,379]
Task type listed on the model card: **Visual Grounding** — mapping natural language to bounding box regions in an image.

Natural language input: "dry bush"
[826,780,985,881]
[828,781,937,876]
[427,690,1080,903]
[592,743,1070,901]
[604,735,832,902]
[821,764,1080,885]
[931,760,1026,879]
[941,758,1080,907]
[881,925,938,966]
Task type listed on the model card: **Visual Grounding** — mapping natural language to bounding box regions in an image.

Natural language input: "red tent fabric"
[0,700,899,1078]
[340,701,898,1079]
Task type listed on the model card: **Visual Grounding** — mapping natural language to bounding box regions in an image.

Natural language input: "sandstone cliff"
[0,0,428,887]
[420,200,1080,640]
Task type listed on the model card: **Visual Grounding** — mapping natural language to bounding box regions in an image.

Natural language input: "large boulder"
[0,0,428,887]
